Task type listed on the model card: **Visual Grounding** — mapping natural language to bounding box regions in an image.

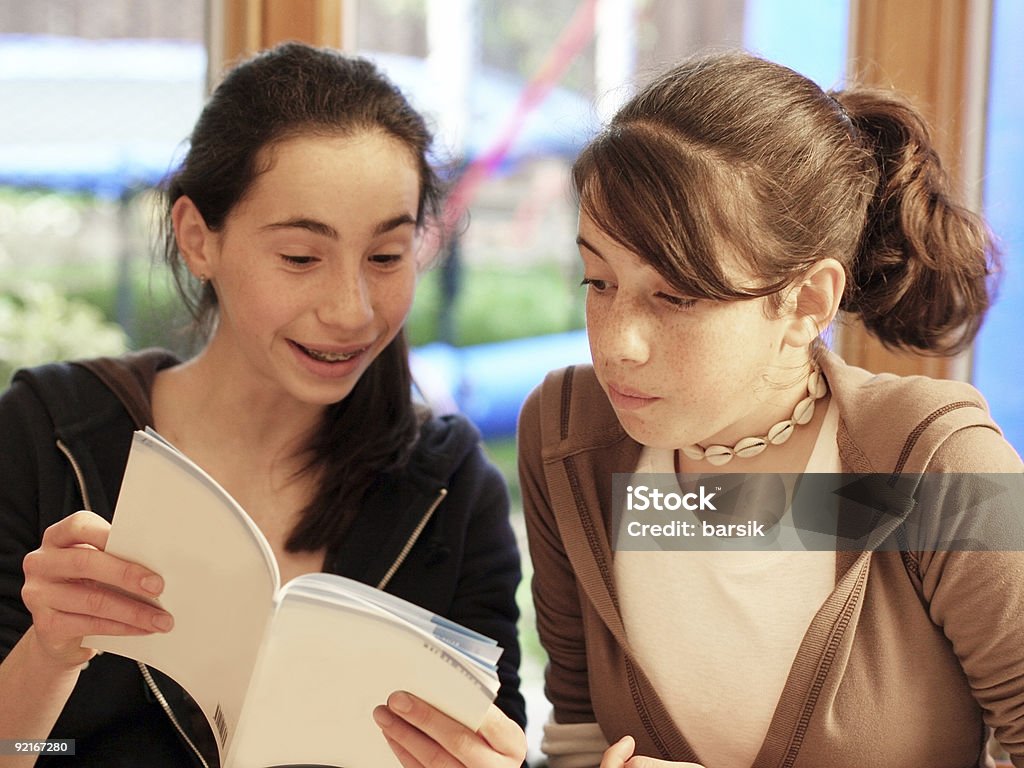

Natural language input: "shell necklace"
[681,364,828,466]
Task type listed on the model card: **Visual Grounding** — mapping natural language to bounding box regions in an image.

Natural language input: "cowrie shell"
[682,445,707,461]
[767,420,794,444]
[733,436,767,458]
[807,369,827,399]
[793,396,816,425]
[704,445,734,466]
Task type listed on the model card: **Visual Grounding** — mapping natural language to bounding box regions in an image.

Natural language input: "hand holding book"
[82,429,501,768]
[20,509,173,670]
[374,692,528,768]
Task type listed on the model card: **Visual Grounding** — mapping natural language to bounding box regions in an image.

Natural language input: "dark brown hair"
[161,42,443,552]
[573,50,998,355]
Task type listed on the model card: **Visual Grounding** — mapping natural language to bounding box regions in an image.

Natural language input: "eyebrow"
[575,235,606,260]
[261,213,417,240]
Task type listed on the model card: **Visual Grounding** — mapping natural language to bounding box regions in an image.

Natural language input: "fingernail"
[141,575,163,595]
[372,706,396,727]
[390,692,413,713]
[152,613,173,631]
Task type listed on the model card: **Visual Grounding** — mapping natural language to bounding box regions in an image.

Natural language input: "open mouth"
[294,342,366,363]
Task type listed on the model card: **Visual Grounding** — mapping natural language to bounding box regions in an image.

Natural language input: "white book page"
[84,430,280,755]
[293,572,503,669]
[226,579,497,768]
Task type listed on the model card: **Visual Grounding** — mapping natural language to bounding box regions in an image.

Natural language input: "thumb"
[601,735,636,768]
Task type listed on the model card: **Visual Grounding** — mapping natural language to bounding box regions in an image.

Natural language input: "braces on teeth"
[305,347,359,362]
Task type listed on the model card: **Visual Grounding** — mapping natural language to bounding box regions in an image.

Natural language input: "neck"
[152,341,323,471]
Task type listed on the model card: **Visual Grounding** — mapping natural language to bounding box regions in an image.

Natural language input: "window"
[974,0,1023,452]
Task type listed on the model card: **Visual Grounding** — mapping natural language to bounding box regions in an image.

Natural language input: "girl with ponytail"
[520,51,1024,768]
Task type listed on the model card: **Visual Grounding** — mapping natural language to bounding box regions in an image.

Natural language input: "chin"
[290,380,360,409]
[615,416,678,450]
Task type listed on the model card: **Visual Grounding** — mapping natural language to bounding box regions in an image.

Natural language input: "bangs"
[573,121,785,301]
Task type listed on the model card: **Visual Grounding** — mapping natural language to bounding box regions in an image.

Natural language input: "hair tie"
[827,92,855,131]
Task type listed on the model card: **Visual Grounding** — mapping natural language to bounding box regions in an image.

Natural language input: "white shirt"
[544,399,841,768]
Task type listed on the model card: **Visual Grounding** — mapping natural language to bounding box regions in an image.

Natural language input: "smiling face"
[175,131,421,409]
[578,210,815,452]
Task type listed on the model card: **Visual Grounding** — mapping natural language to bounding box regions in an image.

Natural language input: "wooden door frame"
[207,0,345,86]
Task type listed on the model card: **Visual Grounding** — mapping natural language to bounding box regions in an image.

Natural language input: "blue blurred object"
[412,330,591,438]
[973,0,1024,453]
[0,36,596,198]
[0,35,205,197]
[743,0,849,88]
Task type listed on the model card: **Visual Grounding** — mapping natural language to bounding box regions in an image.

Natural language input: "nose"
[593,301,652,365]
[316,264,374,330]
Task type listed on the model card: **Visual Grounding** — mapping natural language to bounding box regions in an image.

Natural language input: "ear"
[171,196,217,280]
[781,258,846,348]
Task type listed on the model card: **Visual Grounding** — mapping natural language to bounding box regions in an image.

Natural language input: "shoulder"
[0,352,181,525]
[74,348,180,391]
[399,413,512,542]
[7,348,179,433]
[5,357,114,436]
[75,348,180,427]
[410,411,480,472]
[822,352,1016,472]
[405,411,504,491]
[519,364,625,458]
[521,364,607,417]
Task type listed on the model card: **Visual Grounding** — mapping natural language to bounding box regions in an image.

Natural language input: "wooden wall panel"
[212,0,344,74]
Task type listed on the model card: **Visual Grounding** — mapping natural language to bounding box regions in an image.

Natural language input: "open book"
[83,429,501,768]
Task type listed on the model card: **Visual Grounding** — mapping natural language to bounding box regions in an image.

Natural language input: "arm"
[0,629,84,768]
[916,427,1024,767]
[542,715,608,768]
[0,382,171,763]
[518,386,597,726]
[442,447,526,727]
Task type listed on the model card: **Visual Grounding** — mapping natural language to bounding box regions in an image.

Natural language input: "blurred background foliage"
[0,281,127,385]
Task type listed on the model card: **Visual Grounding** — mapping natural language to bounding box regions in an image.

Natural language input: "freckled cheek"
[380,275,417,328]
[584,312,610,363]
[584,301,623,357]
[657,333,723,398]
[215,273,282,324]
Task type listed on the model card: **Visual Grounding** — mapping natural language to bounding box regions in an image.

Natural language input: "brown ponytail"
[834,88,998,355]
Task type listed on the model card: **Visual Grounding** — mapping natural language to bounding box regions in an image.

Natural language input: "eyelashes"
[281,255,317,266]
[279,253,405,267]
[580,277,608,291]
[580,278,699,311]
[656,293,698,310]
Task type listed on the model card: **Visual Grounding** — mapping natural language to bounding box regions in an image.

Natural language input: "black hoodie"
[0,349,524,767]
